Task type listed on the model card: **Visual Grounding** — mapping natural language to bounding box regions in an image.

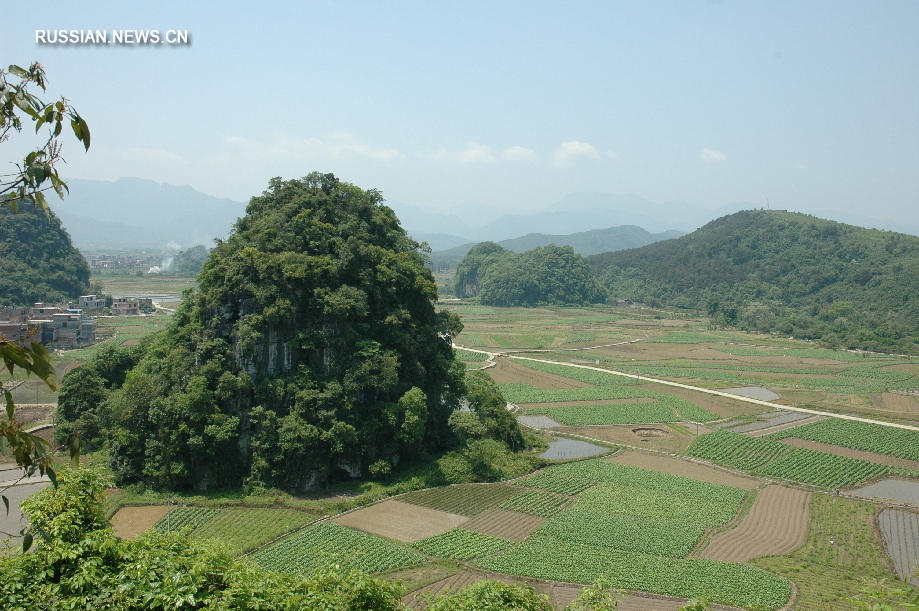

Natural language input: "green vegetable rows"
[499,490,570,516]
[251,523,425,576]
[412,529,514,561]
[687,430,789,470]
[153,507,219,533]
[768,419,919,461]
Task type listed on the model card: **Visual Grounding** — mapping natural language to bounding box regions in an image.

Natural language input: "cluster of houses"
[0,295,153,351]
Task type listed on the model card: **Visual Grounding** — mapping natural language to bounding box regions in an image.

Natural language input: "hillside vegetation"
[589,210,919,353]
[430,225,680,270]
[455,243,606,307]
[0,201,90,305]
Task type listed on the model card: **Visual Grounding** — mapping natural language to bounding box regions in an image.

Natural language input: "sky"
[3,0,918,230]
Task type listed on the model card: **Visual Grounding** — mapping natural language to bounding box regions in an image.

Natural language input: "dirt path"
[699,485,811,562]
[607,449,760,490]
[455,346,919,433]
[779,438,919,470]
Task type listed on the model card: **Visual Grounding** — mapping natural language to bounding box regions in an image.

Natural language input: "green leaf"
[8,65,29,77]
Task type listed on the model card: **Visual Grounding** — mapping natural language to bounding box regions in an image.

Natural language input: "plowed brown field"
[607,449,760,490]
[110,505,169,539]
[334,500,466,542]
[700,485,811,562]
[487,359,588,389]
[462,509,545,541]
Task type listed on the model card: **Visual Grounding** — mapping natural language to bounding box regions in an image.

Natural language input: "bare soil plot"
[877,509,919,585]
[607,449,760,490]
[488,359,589,389]
[462,509,546,541]
[700,485,811,562]
[334,500,466,543]
[558,424,694,453]
[851,479,919,505]
[110,505,170,539]
[780,438,919,471]
[871,392,919,418]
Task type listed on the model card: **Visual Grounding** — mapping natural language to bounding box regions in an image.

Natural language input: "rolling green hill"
[589,210,919,353]
[0,202,90,306]
[429,225,681,271]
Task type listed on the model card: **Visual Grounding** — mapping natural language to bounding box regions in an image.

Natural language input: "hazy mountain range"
[51,177,918,251]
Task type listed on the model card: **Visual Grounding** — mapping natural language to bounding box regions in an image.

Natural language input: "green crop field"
[524,402,680,425]
[687,430,790,471]
[251,522,425,576]
[514,471,596,495]
[189,508,315,555]
[476,536,790,610]
[498,490,570,516]
[153,507,219,533]
[412,528,514,561]
[755,448,893,489]
[454,348,489,362]
[768,418,919,461]
[399,483,522,516]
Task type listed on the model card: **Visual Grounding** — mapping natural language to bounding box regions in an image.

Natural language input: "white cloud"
[554,141,600,166]
[222,132,404,162]
[700,148,727,163]
[502,145,537,162]
[429,142,496,164]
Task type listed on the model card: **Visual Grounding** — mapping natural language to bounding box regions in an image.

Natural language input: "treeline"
[589,210,919,353]
[57,174,538,492]
[454,243,606,307]
[0,201,89,305]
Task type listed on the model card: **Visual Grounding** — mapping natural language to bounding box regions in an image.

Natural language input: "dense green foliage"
[0,200,89,305]
[455,243,606,306]
[93,174,466,491]
[589,210,919,353]
[169,244,209,275]
[6,465,405,610]
[426,580,553,611]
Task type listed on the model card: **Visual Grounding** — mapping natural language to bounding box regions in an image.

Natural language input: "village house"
[111,297,140,316]
[78,294,105,313]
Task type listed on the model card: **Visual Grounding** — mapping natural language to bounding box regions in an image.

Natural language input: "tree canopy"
[0,200,90,305]
[455,243,606,307]
[99,173,466,491]
[589,210,919,353]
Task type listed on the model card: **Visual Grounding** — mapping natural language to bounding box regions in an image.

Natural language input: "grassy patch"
[189,507,315,555]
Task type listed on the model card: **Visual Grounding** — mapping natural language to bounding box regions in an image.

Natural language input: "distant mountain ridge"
[588,209,919,353]
[52,177,246,249]
[429,225,682,270]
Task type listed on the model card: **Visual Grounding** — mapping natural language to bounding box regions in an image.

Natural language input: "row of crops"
[687,430,919,489]
[412,528,513,561]
[767,418,919,461]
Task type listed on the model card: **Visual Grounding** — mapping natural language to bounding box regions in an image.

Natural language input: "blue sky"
[3,1,918,229]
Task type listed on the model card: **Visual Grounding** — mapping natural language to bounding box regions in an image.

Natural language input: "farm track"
[699,485,811,562]
[455,344,919,432]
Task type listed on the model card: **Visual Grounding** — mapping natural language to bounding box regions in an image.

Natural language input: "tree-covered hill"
[0,201,90,305]
[455,243,606,307]
[589,210,919,352]
[102,174,468,490]
[429,225,681,270]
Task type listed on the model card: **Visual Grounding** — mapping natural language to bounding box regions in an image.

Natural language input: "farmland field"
[187,507,314,554]
[412,528,514,560]
[399,483,522,516]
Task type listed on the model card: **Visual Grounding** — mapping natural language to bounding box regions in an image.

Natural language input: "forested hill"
[589,210,919,353]
[429,225,681,270]
[0,202,90,306]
